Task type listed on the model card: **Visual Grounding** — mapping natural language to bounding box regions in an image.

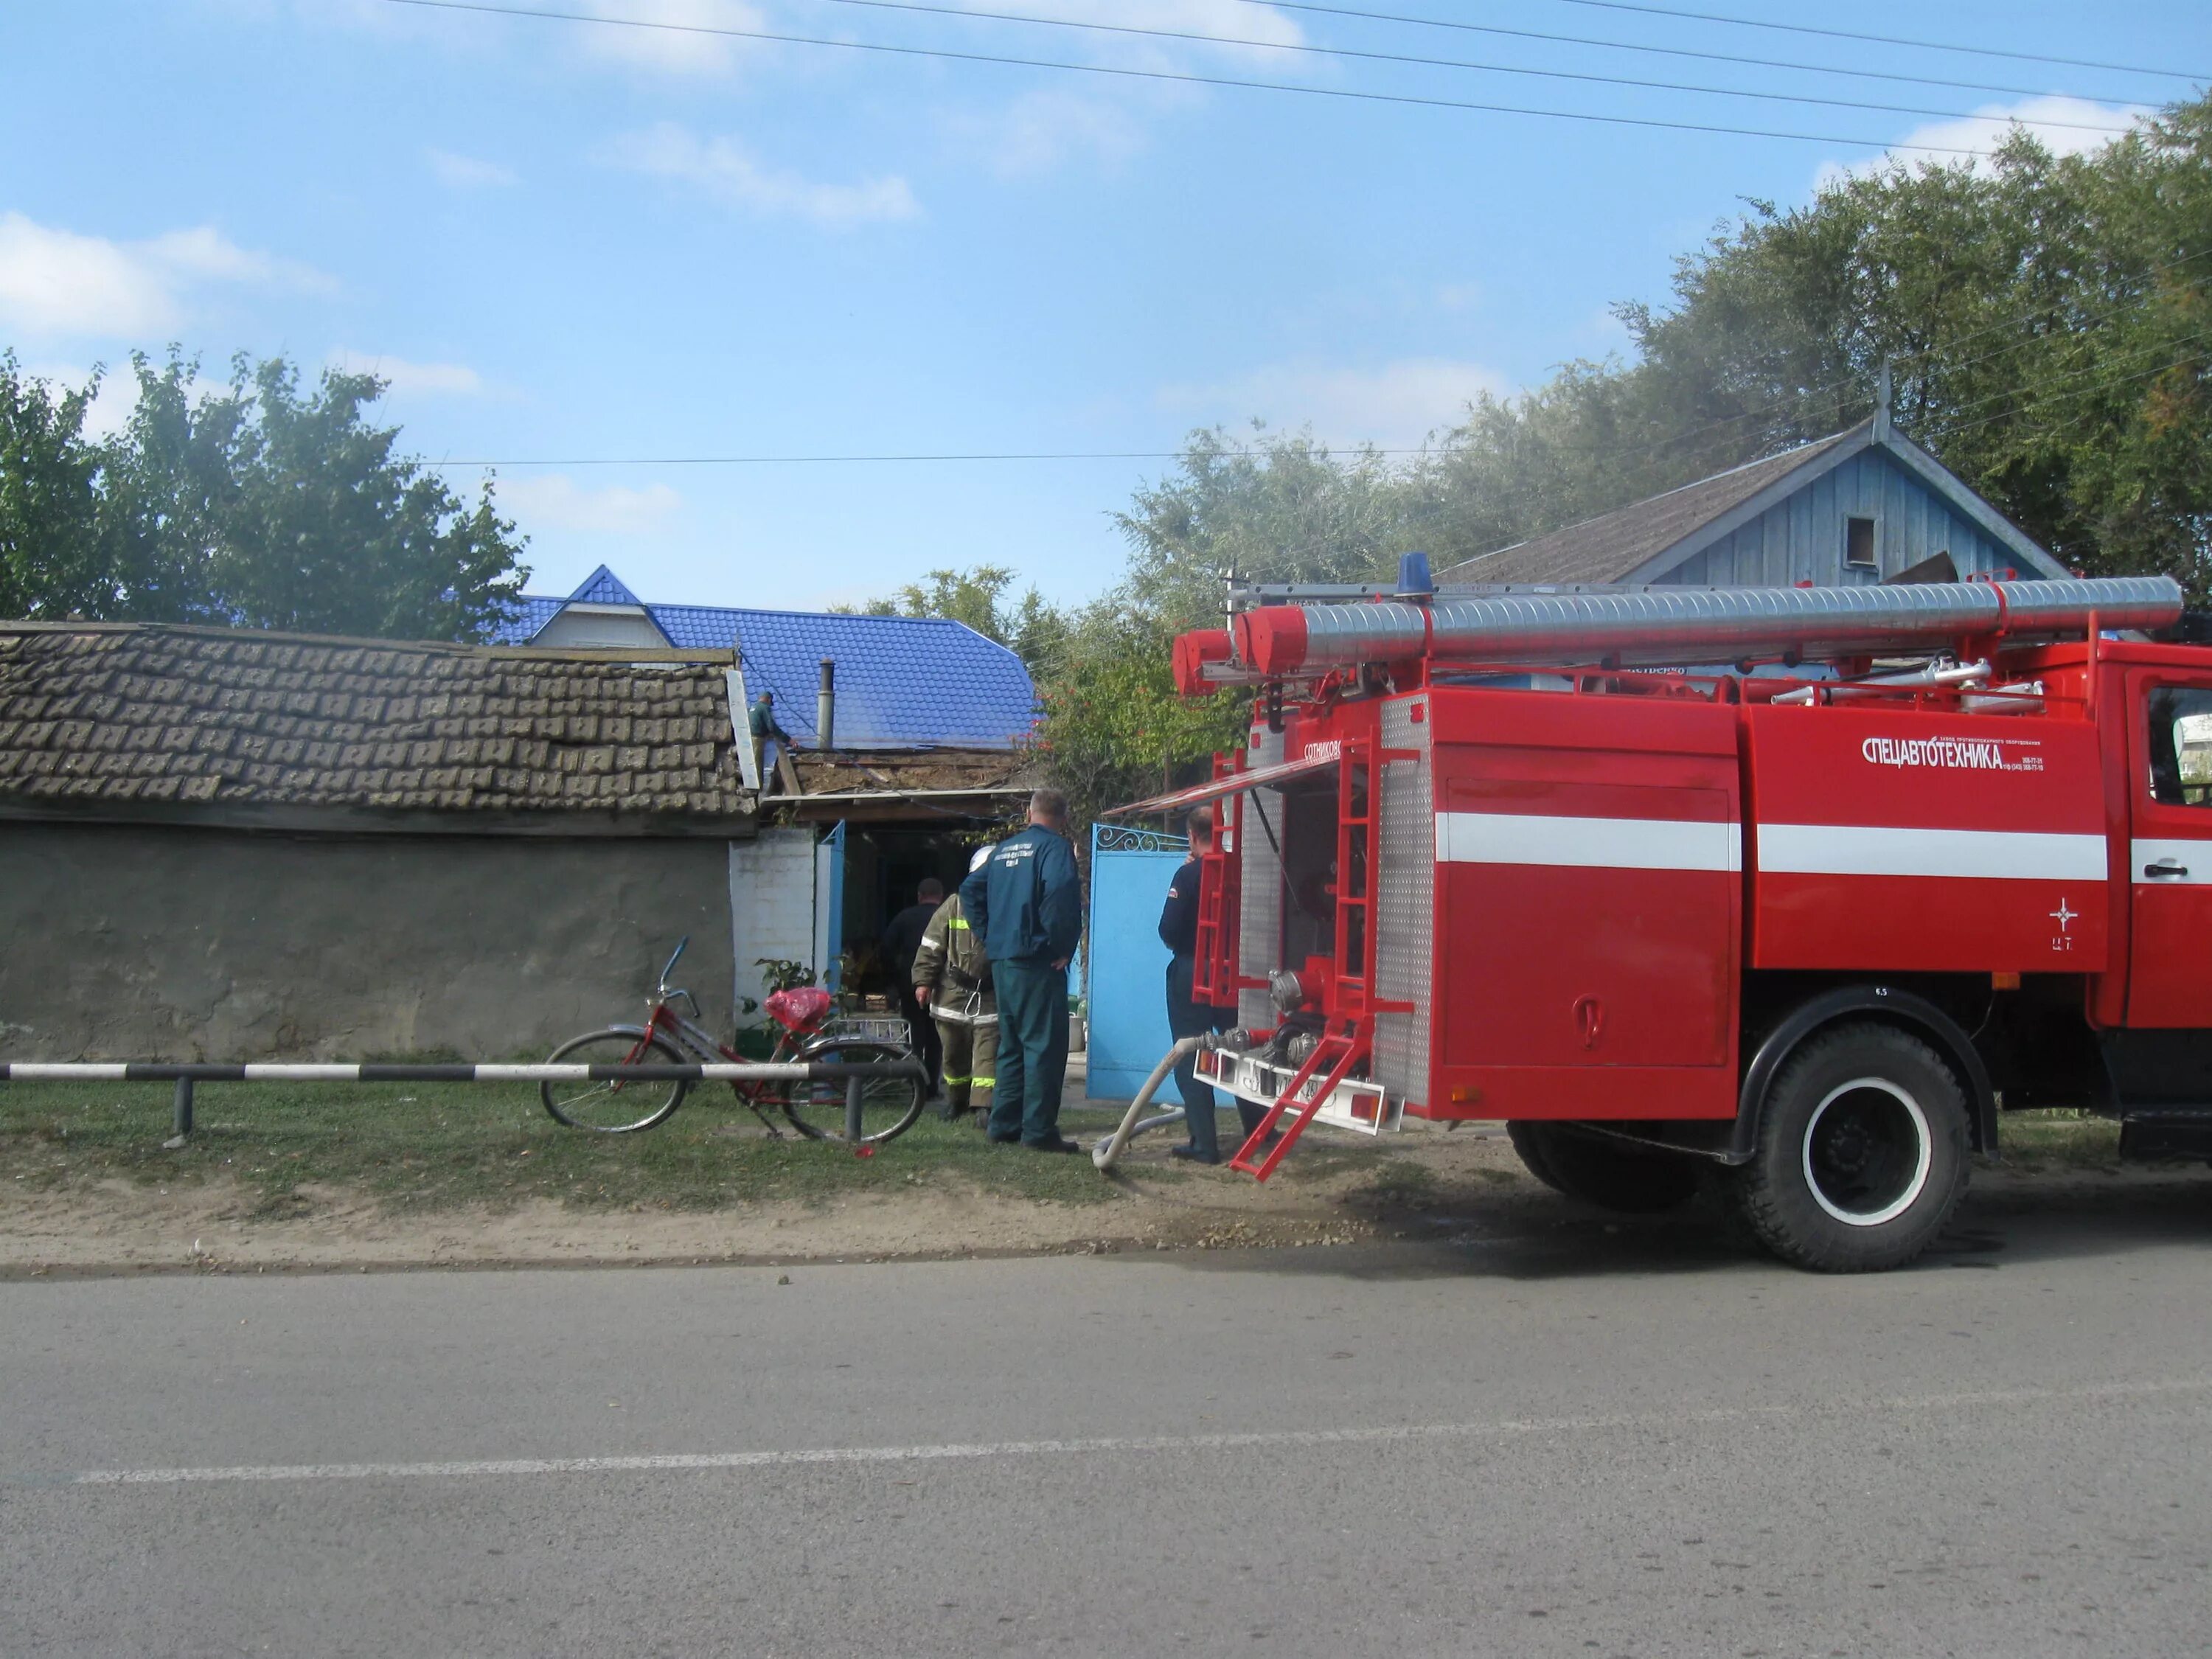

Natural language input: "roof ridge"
[1444,421,1867,576]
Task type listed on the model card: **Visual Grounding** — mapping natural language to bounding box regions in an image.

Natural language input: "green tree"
[0,349,529,639]
[1115,425,1418,627]
[837,563,1068,672]
[0,354,114,621]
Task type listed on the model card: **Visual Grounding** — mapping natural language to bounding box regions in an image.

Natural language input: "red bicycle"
[540,937,926,1144]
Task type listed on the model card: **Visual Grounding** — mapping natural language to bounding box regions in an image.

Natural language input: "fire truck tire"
[1731,1022,1970,1273]
[1505,1121,1567,1193]
[1506,1122,1701,1214]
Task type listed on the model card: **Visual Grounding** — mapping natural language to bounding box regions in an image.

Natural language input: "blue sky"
[3,0,2205,614]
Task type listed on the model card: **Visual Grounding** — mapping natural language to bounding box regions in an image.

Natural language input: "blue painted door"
[813,821,846,991]
[1085,825,1189,1100]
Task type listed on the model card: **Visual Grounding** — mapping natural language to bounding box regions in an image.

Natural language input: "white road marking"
[66,1376,2212,1487]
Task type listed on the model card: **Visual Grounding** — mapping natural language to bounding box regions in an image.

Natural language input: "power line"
[1237,0,2160,105]
[1933,349,2208,439]
[377,0,2000,154]
[801,0,2139,133]
[444,450,1254,466]
[1548,0,2211,83]
[433,445,1453,467]
[431,247,2212,475]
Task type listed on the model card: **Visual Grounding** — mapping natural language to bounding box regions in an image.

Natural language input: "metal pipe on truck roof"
[1233,577,2182,675]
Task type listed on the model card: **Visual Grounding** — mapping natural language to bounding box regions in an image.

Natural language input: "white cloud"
[327,348,487,397]
[0,212,332,340]
[0,215,178,336]
[570,0,768,77]
[498,474,684,535]
[1159,357,1512,449]
[1818,97,2155,189]
[607,124,920,227]
[943,88,1152,178]
[425,147,519,189]
[957,0,1304,61]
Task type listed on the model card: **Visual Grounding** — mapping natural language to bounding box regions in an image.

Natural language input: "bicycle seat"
[763,987,834,1034]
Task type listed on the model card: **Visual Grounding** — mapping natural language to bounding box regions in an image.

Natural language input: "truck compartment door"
[2126,676,2212,1028]
[1430,697,1741,1120]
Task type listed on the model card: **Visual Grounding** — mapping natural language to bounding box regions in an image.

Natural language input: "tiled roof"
[0,623,751,827]
[495,568,1037,751]
[1437,428,1861,587]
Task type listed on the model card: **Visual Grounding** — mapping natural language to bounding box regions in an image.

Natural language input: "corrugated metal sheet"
[492,568,1036,751]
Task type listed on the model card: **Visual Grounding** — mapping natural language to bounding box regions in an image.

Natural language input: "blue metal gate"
[1085,824,1188,1101]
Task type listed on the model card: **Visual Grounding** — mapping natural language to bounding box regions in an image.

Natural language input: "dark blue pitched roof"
[491,570,1036,751]
[566,564,644,606]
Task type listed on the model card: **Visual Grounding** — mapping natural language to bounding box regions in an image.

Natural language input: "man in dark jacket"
[1159,811,1253,1163]
[960,789,1083,1152]
[881,879,945,1094]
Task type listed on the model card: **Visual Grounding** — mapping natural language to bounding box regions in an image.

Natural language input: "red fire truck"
[1110,567,2208,1271]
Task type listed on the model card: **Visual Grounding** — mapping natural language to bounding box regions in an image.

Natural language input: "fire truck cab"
[1116,570,2210,1271]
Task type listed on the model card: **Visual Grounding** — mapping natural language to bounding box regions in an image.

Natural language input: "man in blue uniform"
[960,789,1084,1152]
[1158,811,1253,1163]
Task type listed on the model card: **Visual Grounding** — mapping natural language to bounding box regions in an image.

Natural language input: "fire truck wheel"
[1504,1121,1568,1193]
[1506,1122,1700,1214]
[1733,1022,1970,1273]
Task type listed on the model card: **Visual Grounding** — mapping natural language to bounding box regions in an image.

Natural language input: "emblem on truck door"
[2050,897,2077,952]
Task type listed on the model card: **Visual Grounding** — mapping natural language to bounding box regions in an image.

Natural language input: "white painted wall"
[533,605,671,650]
[728,827,818,1012]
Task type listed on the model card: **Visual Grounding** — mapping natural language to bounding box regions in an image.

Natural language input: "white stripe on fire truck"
[1436,812,1741,872]
[1756,824,2105,882]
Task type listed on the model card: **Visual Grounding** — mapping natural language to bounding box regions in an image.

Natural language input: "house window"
[1844,516,1878,569]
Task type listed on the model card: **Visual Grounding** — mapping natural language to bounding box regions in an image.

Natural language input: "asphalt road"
[4,1180,2209,1658]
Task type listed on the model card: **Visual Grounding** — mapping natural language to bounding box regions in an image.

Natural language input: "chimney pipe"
[816,658,836,751]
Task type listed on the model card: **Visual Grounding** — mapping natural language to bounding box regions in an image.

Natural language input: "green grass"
[0,1079,1147,1216]
[1995,1108,2124,1170]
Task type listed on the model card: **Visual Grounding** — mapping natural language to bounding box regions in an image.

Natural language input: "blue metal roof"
[566,564,645,606]
[491,568,1037,751]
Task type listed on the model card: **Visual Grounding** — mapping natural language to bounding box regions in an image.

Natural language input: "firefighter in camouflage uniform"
[912,846,998,1121]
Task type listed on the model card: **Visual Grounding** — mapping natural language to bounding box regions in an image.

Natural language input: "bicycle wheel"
[779,1040,927,1145]
[540,1027,689,1133]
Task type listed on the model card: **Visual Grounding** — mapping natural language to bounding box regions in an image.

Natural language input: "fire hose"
[1091,1037,1205,1172]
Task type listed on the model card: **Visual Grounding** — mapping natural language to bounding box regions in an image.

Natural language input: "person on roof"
[960,789,1083,1152]
[913,847,997,1123]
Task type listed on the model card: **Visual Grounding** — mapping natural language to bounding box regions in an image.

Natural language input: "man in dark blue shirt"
[1159,811,1248,1162]
[959,788,1084,1151]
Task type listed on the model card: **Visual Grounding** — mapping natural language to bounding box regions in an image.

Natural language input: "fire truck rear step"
[1227,1017,1382,1180]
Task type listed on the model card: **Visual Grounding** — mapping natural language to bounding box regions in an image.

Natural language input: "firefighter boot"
[936,1017,973,1120]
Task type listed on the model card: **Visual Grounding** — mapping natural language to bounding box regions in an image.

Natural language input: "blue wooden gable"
[1660,445,2048,586]
[1439,415,2069,589]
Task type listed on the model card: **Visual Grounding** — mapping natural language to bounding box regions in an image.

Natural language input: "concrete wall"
[727,826,818,1009]
[0,822,736,1060]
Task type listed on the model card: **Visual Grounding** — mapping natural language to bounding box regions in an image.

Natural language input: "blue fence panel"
[1085,824,1188,1101]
